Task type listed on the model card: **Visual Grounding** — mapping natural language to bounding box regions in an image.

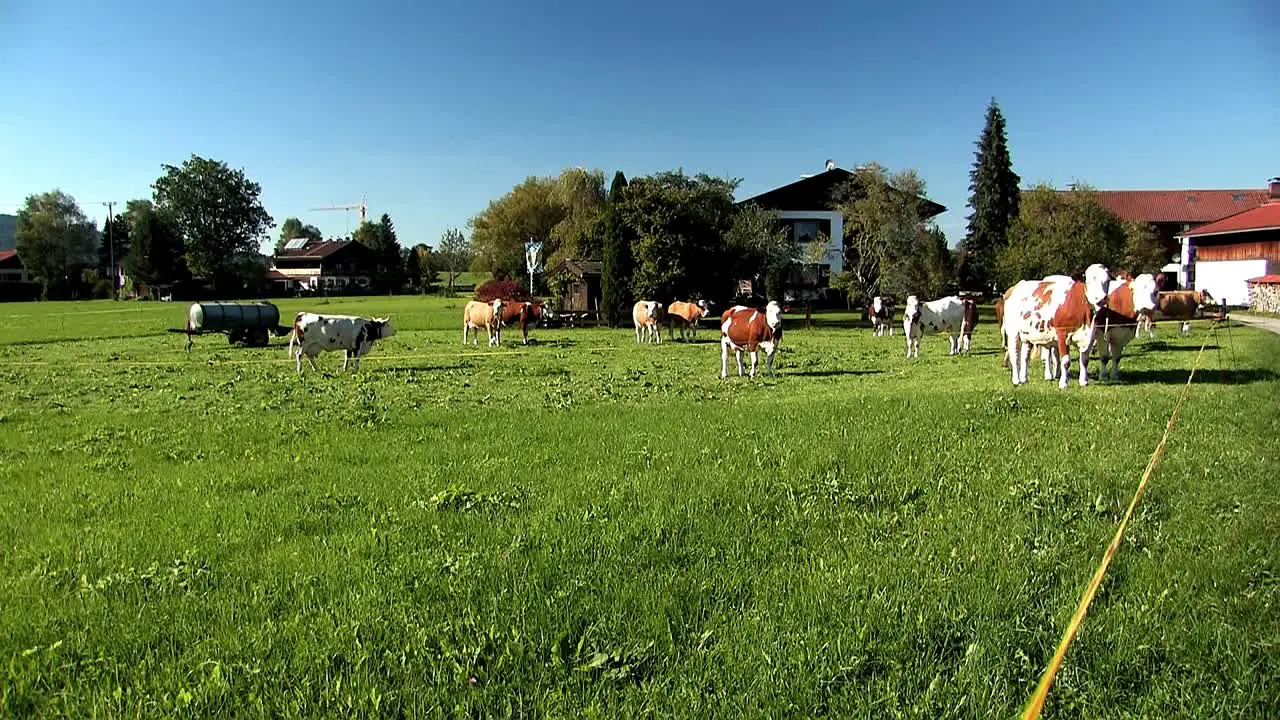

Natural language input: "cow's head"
[696,298,711,317]
[871,296,883,314]
[490,298,504,317]
[904,295,921,325]
[1129,274,1159,315]
[1084,264,1112,308]
[764,300,783,329]
[370,317,396,340]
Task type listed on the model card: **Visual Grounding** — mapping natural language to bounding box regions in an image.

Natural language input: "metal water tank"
[187,302,280,332]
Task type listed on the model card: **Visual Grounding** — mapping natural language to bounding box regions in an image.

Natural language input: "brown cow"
[720,301,783,378]
[1139,290,1212,337]
[633,300,665,344]
[498,300,552,344]
[1000,264,1112,389]
[666,299,711,342]
[462,299,504,347]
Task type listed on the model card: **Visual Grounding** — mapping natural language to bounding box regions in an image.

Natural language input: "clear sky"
[2,0,1276,252]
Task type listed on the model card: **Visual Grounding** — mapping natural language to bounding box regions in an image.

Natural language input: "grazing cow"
[462,299,505,347]
[289,313,396,373]
[633,300,665,344]
[498,300,553,344]
[1002,264,1112,389]
[1094,273,1159,382]
[666,299,711,342]
[901,295,977,358]
[1139,290,1212,337]
[720,301,783,378]
[869,296,894,337]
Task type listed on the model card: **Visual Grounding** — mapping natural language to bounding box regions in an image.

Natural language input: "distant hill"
[0,214,15,251]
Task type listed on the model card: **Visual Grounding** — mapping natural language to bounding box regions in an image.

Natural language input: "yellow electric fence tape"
[1019,320,1219,720]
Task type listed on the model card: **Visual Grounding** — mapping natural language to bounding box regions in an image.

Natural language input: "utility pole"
[102,201,118,300]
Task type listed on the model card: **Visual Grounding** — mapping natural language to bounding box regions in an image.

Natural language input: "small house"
[270,239,378,294]
[547,259,602,313]
[0,250,28,283]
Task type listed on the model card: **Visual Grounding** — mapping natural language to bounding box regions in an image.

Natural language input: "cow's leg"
[295,348,303,373]
[462,322,469,345]
[721,340,730,378]
[1056,333,1073,390]
[1018,339,1032,385]
[654,323,661,344]
[736,349,745,377]
[748,349,758,379]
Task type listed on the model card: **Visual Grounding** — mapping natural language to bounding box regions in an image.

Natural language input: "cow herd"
[286,266,1210,388]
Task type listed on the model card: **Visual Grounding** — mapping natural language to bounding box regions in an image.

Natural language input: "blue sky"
[2,0,1276,252]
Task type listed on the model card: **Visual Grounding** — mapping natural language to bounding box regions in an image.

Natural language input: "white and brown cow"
[869,296,894,337]
[720,301,783,378]
[666,299,711,342]
[901,295,977,357]
[462,299,505,347]
[498,299,552,344]
[633,300,665,344]
[289,312,397,373]
[1001,264,1111,389]
[1094,273,1159,382]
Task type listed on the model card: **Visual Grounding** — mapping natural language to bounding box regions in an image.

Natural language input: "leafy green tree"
[996,183,1125,289]
[724,203,795,300]
[15,190,98,297]
[959,98,1021,292]
[1120,220,1170,275]
[152,155,272,288]
[437,227,471,293]
[122,199,187,290]
[276,217,323,252]
[467,168,607,277]
[409,244,440,293]
[353,213,405,292]
[600,171,632,326]
[615,170,739,300]
[834,163,942,300]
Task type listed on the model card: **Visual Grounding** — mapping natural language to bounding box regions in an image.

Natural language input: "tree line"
[13,100,1170,305]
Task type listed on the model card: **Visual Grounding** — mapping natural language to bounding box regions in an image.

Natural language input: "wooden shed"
[547,259,603,313]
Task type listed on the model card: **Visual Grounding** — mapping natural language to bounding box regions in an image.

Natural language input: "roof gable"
[1176,201,1280,239]
[738,167,946,218]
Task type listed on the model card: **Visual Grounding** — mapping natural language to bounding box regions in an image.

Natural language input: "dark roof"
[1176,201,1280,239]
[737,166,947,218]
[548,258,603,277]
[1067,189,1270,225]
[265,269,291,280]
[275,239,360,259]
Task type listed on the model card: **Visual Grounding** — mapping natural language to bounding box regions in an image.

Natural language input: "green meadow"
[1,296,1276,718]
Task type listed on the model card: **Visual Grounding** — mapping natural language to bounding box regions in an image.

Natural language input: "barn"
[546,259,602,313]
[1176,178,1280,306]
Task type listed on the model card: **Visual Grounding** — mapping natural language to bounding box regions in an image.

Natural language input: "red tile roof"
[1177,201,1280,238]
[1246,274,1280,284]
[0,249,18,263]
[1072,189,1270,224]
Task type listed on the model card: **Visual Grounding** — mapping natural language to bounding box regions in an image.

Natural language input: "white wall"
[1194,259,1269,306]
[777,210,843,273]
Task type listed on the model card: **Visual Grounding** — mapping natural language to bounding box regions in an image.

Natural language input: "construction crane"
[311,193,368,228]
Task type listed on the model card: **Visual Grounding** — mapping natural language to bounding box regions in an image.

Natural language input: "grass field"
[1,296,1277,718]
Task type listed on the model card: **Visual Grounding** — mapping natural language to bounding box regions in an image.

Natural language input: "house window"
[793,220,821,243]
[1232,193,1245,202]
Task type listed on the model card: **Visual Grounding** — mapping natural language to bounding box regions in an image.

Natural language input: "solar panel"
[283,237,309,250]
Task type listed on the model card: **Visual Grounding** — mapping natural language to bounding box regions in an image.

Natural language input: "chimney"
[1269,177,1280,201]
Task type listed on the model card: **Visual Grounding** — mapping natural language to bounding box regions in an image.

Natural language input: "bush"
[475,278,531,303]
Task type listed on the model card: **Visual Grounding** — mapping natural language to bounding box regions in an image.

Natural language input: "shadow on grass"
[787,369,885,378]
[1114,368,1279,385]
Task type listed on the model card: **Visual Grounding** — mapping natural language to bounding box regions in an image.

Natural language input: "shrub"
[475,278,531,303]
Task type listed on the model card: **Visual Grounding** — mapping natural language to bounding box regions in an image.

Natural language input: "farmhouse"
[1174,178,1280,306]
[1071,183,1271,289]
[546,258,602,313]
[736,162,946,299]
[0,249,28,283]
[270,238,377,294]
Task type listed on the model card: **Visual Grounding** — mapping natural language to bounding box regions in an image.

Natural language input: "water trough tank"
[187,302,280,333]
